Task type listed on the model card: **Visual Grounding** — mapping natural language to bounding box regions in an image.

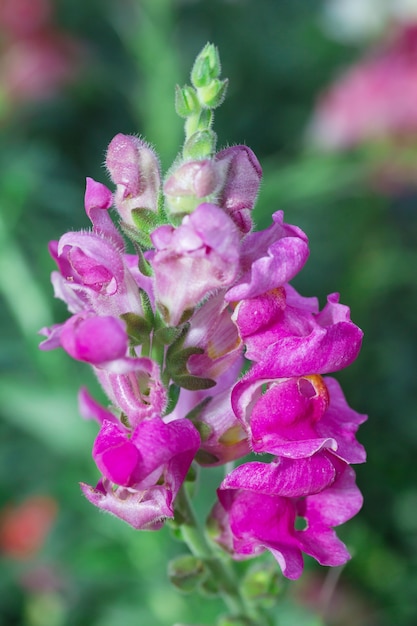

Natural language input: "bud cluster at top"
[40,43,366,581]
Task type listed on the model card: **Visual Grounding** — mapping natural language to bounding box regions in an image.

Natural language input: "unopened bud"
[191,43,221,88]
[106,133,161,227]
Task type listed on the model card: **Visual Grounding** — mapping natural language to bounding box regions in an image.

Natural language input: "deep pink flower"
[81,417,200,529]
[234,285,363,377]
[210,453,363,579]
[232,373,366,462]
[149,203,240,325]
[225,211,309,302]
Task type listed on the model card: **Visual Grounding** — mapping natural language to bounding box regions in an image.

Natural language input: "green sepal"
[175,84,200,118]
[135,244,153,277]
[130,208,166,246]
[183,129,217,160]
[120,312,153,345]
[199,574,220,596]
[171,373,216,392]
[194,449,219,465]
[164,383,181,415]
[154,324,183,346]
[165,326,216,390]
[138,288,154,326]
[185,397,213,441]
[119,220,153,249]
[168,555,207,593]
[198,78,229,109]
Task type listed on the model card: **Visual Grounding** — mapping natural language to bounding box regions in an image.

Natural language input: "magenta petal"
[78,387,119,425]
[60,313,128,364]
[93,420,140,486]
[301,463,363,528]
[129,417,200,488]
[96,358,167,426]
[226,211,309,301]
[296,464,363,567]
[38,322,64,350]
[221,454,336,498]
[233,375,333,457]
[242,291,363,377]
[318,377,367,464]
[84,178,124,249]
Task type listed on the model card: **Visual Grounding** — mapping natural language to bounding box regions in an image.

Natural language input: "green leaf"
[120,312,152,345]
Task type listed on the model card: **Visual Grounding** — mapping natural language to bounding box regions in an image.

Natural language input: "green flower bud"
[191,43,221,88]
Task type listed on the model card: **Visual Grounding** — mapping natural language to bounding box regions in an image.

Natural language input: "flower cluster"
[40,44,366,580]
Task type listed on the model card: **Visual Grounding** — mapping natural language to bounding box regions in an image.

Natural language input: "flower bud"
[191,43,221,88]
[106,133,161,227]
[164,159,226,215]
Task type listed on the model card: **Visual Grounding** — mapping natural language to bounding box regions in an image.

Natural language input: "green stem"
[176,485,264,623]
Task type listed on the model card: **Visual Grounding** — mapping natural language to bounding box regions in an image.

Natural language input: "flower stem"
[176,484,264,623]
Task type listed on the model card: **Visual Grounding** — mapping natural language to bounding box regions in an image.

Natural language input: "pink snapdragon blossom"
[81,417,200,529]
[210,453,363,579]
[232,374,367,462]
[234,285,363,377]
[149,203,240,325]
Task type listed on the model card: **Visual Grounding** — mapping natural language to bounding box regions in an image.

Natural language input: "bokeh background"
[1,1,417,624]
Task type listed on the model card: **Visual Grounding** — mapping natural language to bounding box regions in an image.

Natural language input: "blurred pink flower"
[309,23,417,149]
[0,0,82,109]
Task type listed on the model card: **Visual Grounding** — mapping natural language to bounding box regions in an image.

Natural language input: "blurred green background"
[1,1,417,625]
